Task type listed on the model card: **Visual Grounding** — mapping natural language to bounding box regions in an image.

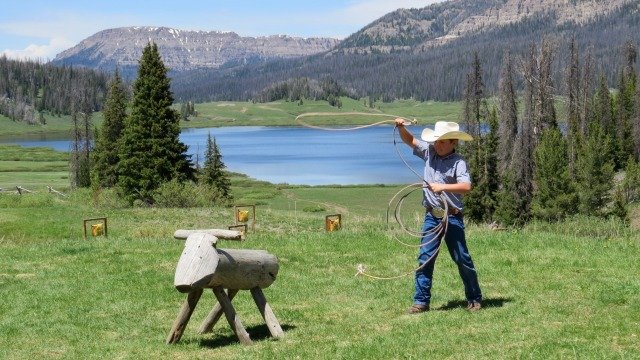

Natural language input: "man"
[395,119,482,313]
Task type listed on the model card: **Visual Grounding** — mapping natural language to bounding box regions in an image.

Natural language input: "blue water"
[1,126,426,185]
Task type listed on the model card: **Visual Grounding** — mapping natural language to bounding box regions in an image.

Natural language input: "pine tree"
[202,132,232,201]
[593,73,614,135]
[497,51,518,175]
[536,39,557,133]
[621,157,640,203]
[92,70,127,188]
[614,71,635,168]
[505,43,537,222]
[117,42,195,204]
[494,169,527,227]
[610,187,629,223]
[575,122,615,217]
[566,38,581,175]
[613,41,637,166]
[581,47,595,136]
[69,89,93,188]
[461,52,493,223]
[531,128,577,221]
[464,107,498,223]
[634,86,640,159]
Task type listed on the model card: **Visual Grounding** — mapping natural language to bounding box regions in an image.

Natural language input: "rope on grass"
[355,191,451,280]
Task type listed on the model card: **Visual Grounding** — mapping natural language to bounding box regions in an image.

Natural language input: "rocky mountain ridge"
[337,0,633,53]
[52,26,340,72]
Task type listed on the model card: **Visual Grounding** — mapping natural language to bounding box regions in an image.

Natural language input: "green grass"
[185,98,462,128]
[0,147,639,359]
[1,117,638,359]
[0,145,70,191]
[0,98,461,138]
[0,113,104,137]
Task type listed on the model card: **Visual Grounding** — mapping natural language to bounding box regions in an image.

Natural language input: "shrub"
[152,180,232,208]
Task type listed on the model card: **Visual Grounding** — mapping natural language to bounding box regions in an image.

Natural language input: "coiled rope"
[294,111,453,280]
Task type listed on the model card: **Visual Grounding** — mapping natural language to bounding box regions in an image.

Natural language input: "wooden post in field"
[166,232,282,346]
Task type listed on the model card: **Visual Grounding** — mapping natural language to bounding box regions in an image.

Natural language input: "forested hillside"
[0,56,108,123]
[170,0,640,102]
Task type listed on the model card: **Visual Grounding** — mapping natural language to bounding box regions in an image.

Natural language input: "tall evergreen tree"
[497,51,518,175]
[69,89,93,188]
[531,128,577,221]
[117,42,195,204]
[92,70,127,188]
[508,43,537,222]
[566,38,581,175]
[615,71,636,168]
[575,122,615,217]
[613,41,637,166]
[202,132,232,201]
[580,47,595,137]
[536,39,557,133]
[634,86,640,159]
[592,73,616,161]
[494,169,525,227]
[461,52,493,223]
[464,107,499,223]
[593,73,614,134]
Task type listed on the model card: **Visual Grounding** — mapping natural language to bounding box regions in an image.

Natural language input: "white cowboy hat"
[420,121,474,142]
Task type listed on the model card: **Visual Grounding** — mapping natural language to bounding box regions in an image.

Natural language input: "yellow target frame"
[83,217,108,239]
[234,204,256,231]
[325,214,342,232]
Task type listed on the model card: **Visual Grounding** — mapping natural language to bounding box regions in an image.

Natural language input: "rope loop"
[294,111,451,280]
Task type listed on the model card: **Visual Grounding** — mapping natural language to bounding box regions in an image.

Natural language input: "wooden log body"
[206,248,278,290]
[174,233,279,293]
[174,229,244,241]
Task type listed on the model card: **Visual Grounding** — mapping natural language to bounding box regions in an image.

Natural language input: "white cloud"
[1,37,74,61]
[0,11,138,61]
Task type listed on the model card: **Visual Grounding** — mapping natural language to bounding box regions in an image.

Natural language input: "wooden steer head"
[174,233,219,293]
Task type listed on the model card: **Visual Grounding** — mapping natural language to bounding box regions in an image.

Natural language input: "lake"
[2,126,427,185]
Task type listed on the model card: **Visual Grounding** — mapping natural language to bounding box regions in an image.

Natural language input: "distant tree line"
[0,55,108,122]
[461,37,640,227]
[252,76,354,107]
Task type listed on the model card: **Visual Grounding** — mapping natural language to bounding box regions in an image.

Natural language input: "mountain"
[337,0,631,53]
[170,0,640,102]
[51,26,339,75]
[50,0,640,102]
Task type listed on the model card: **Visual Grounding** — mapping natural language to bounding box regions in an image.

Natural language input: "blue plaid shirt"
[413,140,471,211]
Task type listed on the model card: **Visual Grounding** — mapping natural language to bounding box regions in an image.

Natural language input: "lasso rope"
[294,111,452,280]
[356,191,450,280]
[295,112,416,131]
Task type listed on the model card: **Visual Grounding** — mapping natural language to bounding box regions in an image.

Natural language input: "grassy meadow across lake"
[0,97,462,138]
[0,99,638,359]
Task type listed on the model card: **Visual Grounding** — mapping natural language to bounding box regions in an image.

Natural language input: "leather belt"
[426,206,461,218]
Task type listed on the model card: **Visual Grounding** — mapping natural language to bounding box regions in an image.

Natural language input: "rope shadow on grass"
[191,324,296,348]
[435,297,512,311]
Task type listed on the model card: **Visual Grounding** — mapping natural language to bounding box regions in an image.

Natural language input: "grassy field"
[185,98,463,128]
[0,98,461,138]
[0,113,105,137]
[0,146,639,359]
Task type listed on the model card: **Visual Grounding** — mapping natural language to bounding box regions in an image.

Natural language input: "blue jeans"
[413,212,482,306]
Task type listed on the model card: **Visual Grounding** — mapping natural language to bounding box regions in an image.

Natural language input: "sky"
[0,0,445,61]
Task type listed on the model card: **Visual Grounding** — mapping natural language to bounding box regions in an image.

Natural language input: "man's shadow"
[435,297,512,311]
